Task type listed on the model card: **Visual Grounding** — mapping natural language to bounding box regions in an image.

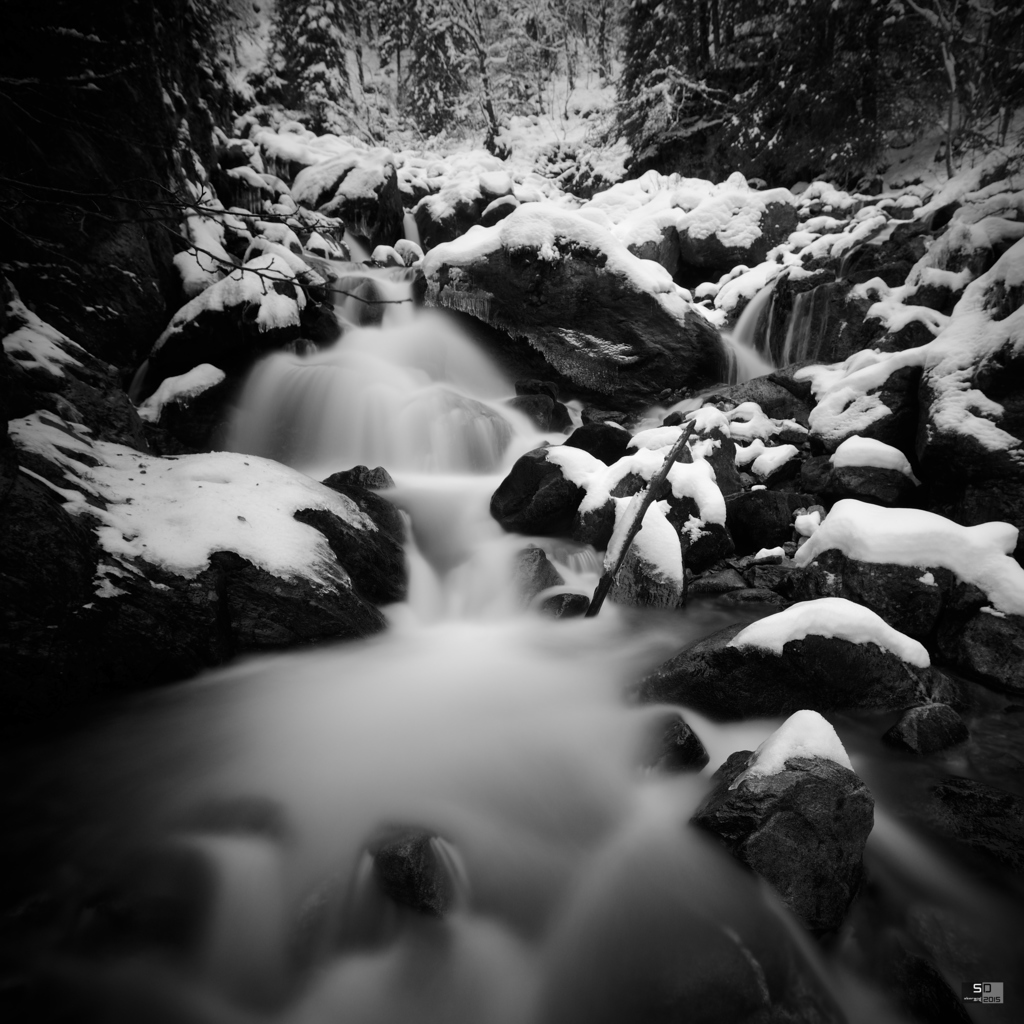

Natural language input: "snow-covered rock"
[423,203,728,410]
[636,597,954,719]
[692,712,873,933]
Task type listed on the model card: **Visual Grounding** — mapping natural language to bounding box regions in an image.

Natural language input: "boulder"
[823,464,918,506]
[512,546,565,606]
[414,171,516,251]
[718,587,788,609]
[608,543,683,610]
[539,591,591,618]
[490,447,587,536]
[505,393,573,432]
[291,150,404,249]
[368,826,460,917]
[687,567,748,597]
[642,710,710,772]
[3,411,392,732]
[636,600,956,720]
[922,776,1024,872]
[693,744,873,933]
[725,490,813,555]
[936,608,1024,696]
[424,204,728,411]
[883,704,969,754]
[563,423,634,465]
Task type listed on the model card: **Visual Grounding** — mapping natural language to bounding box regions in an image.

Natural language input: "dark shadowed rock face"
[693,752,874,934]
[642,711,710,773]
[883,704,969,754]
[562,422,634,465]
[725,490,814,555]
[490,447,586,536]
[824,464,918,506]
[368,827,457,917]
[426,231,728,411]
[635,623,957,720]
[921,776,1024,872]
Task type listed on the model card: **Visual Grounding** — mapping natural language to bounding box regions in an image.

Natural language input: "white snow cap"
[136,364,226,424]
[830,436,918,480]
[728,596,930,667]
[732,710,853,786]
[795,499,1024,616]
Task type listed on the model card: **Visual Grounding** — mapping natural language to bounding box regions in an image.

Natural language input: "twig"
[585,423,694,618]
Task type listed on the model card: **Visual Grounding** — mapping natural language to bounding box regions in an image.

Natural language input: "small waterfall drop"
[723,282,778,382]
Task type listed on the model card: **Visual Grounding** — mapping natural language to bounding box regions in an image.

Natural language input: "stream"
[6,263,1022,1024]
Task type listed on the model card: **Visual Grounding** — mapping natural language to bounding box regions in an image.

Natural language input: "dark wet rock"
[799,455,832,495]
[479,194,520,228]
[937,606,1024,697]
[867,930,973,1024]
[883,704,969,754]
[792,550,954,642]
[321,472,406,547]
[572,499,617,550]
[563,422,633,465]
[704,376,811,426]
[293,506,407,606]
[425,209,728,411]
[669,513,736,576]
[923,776,1024,871]
[747,562,803,598]
[513,546,565,605]
[609,545,683,609]
[824,464,918,506]
[506,393,573,432]
[540,591,591,618]
[687,567,748,597]
[643,710,710,772]
[725,490,814,555]
[368,826,457,917]
[636,622,956,720]
[693,751,873,934]
[490,447,586,536]
[326,464,396,490]
[718,587,788,608]
[515,378,560,401]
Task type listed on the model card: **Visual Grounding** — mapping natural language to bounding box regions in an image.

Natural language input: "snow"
[136,364,227,424]
[830,436,917,479]
[795,499,1024,615]
[606,498,682,583]
[153,252,308,353]
[734,438,800,478]
[753,546,785,562]
[686,405,732,436]
[3,296,86,377]
[174,214,233,297]
[9,411,376,590]
[728,596,930,667]
[732,710,853,786]
[794,510,821,537]
[727,402,806,441]
[422,203,693,321]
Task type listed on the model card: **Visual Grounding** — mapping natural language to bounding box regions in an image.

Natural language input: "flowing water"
[12,262,1023,1024]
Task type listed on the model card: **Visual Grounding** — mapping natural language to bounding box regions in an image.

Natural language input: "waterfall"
[723,282,778,382]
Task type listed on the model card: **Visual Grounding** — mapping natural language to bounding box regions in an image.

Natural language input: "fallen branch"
[585,422,694,618]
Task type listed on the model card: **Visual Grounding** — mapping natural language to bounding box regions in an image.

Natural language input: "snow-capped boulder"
[692,711,873,933]
[794,500,1024,691]
[3,290,147,450]
[512,545,565,606]
[490,446,591,536]
[413,168,517,251]
[883,704,969,754]
[562,422,634,465]
[823,435,919,506]
[291,149,404,249]
[636,598,955,719]
[423,204,728,410]
[3,410,398,727]
[131,251,337,409]
[607,502,685,609]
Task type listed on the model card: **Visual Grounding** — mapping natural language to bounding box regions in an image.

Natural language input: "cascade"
[24,267,1021,1024]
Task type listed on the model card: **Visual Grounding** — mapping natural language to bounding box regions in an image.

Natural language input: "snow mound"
[9,411,375,590]
[733,710,854,786]
[3,296,87,377]
[728,596,930,667]
[830,436,917,479]
[136,364,226,424]
[795,499,1024,615]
